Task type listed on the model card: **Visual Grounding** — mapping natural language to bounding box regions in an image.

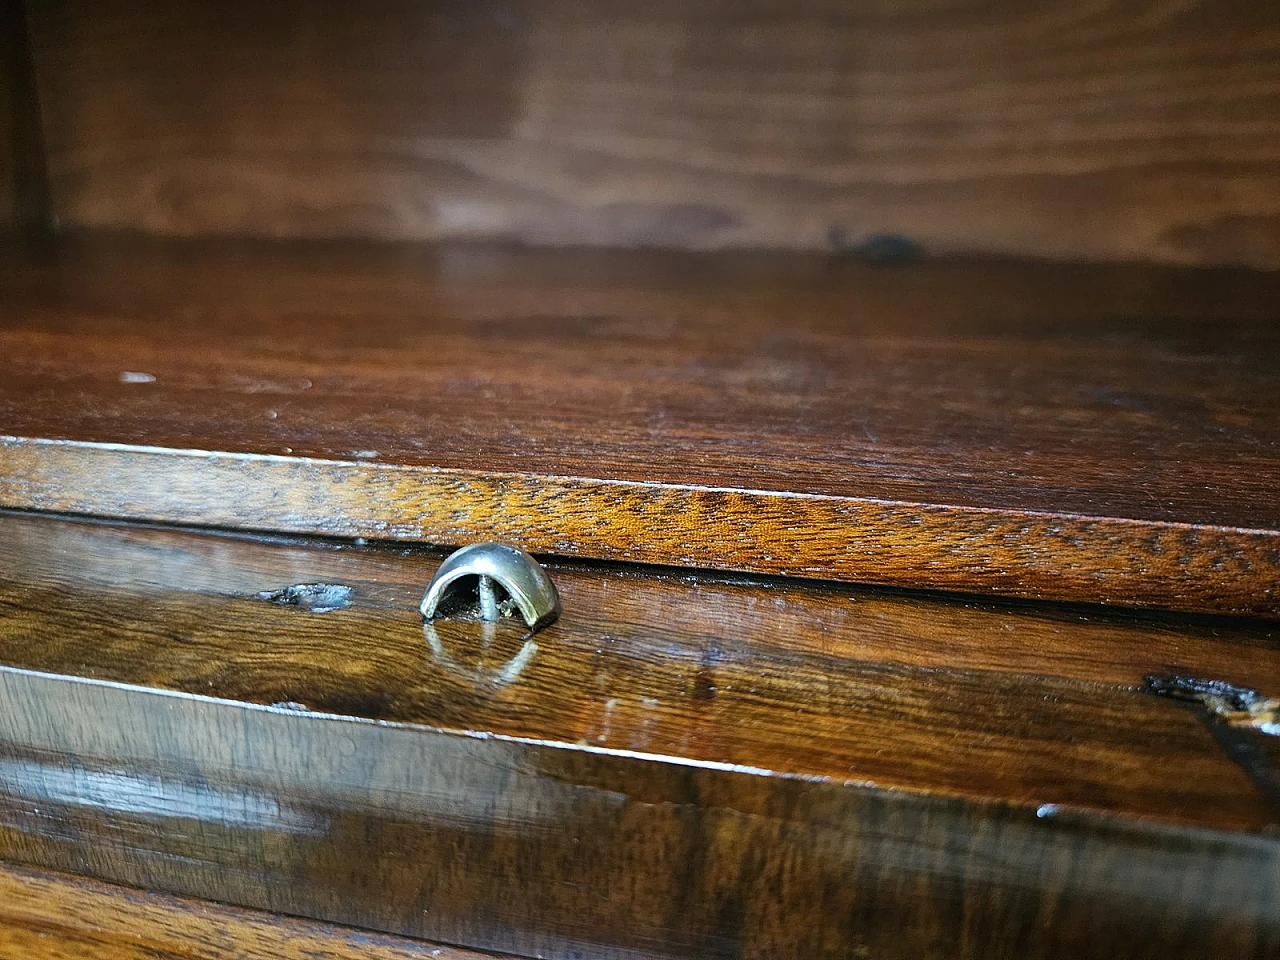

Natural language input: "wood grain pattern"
[0,513,1278,958]
[5,510,1277,694]
[6,668,1277,960]
[24,0,1280,267]
[0,861,499,960]
[2,234,1279,615]
[2,509,1278,828]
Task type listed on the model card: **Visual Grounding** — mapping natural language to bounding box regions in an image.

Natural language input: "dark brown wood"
[0,860,499,960]
[0,511,1278,958]
[0,0,48,233]
[2,234,1279,616]
[8,667,1277,960]
[0,0,21,228]
[0,5,11,228]
[2,509,1278,827]
[24,0,1280,267]
[5,511,1277,695]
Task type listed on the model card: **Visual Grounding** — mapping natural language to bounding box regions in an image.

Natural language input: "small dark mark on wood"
[827,228,924,264]
[255,583,354,614]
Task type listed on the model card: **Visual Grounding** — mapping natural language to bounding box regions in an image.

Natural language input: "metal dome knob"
[419,542,560,631]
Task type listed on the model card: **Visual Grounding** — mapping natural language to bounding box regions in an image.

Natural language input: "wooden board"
[0,0,21,227]
[0,0,46,232]
[24,0,1280,268]
[3,509,1279,824]
[2,234,1279,615]
[0,860,498,960]
[0,512,1277,958]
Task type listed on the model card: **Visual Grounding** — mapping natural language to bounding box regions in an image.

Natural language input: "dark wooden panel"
[25,0,1280,267]
[0,0,48,232]
[0,512,1277,957]
[1,510,1278,829]
[2,235,1279,615]
[0,0,20,226]
[4,511,1277,694]
[4,668,1277,960]
[0,861,499,960]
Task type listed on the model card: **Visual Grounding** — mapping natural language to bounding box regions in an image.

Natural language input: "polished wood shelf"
[2,234,1279,616]
[0,511,1276,958]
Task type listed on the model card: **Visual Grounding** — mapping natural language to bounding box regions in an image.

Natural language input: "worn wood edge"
[2,436,1277,618]
[0,659,1269,832]
[0,859,504,960]
[0,663,832,785]
[1,666,1277,959]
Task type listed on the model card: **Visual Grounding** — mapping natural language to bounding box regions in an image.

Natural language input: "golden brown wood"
[0,513,1277,958]
[2,234,1279,616]
[0,860,498,960]
[25,0,1280,267]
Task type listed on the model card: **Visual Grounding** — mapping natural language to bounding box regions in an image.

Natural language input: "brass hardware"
[420,542,560,630]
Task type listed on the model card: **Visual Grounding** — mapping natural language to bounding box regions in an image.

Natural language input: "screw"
[477,574,499,622]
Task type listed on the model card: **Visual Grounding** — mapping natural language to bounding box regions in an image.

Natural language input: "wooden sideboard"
[2,2,1279,958]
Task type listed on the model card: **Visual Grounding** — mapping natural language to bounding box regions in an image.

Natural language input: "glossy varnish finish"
[1,510,1277,825]
[2,235,1279,615]
[0,512,1277,958]
[0,861,499,960]
[25,0,1280,267]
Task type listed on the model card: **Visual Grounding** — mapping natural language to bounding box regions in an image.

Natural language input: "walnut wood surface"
[24,0,1280,267]
[0,0,21,227]
[2,234,1279,615]
[0,861,498,960]
[3,509,1278,826]
[0,0,47,233]
[0,512,1277,958]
